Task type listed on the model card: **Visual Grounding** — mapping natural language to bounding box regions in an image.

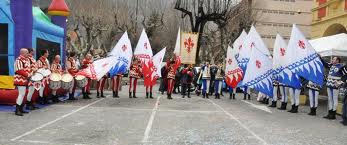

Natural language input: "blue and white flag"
[242,45,273,97]
[237,25,269,72]
[284,24,324,86]
[109,32,133,77]
[233,30,247,57]
[273,34,301,88]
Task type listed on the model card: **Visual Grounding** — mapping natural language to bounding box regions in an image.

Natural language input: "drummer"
[37,49,51,105]
[26,48,39,110]
[50,55,62,103]
[81,54,93,99]
[66,51,79,100]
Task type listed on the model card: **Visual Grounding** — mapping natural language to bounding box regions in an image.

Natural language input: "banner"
[238,25,269,72]
[242,45,273,97]
[285,24,324,86]
[225,46,243,88]
[109,32,133,77]
[77,56,118,80]
[180,32,198,64]
[232,30,247,56]
[143,48,166,87]
[134,29,153,64]
[273,34,301,88]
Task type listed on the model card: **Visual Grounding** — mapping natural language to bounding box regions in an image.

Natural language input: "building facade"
[253,0,313,50]
[311,0,347,38]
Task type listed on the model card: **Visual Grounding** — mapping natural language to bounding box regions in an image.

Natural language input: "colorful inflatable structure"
[0,0,69,105]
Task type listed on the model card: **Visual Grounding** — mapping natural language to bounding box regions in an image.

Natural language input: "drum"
[31,73,44,90]
[76,75,87,88]
[49,73,62,90]
[38,68,52,77]
[61,73,73,90]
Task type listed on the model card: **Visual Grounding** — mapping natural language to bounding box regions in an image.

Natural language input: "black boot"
[168,94,173,100]
[341,120,347,126]
[133,92,137,98]
[146,92,149,99]
[83,91,91,99]
[262,98,266,104]
[115,91,119,98]
[202,92,206,98]
[26,101,36,110]
[229,94,232,100]
[15,104,23,116]
[129,92,132,98]
[233,94,236,100]
[112,91,116,98]
[266,98,269,105]
[248,94,251,100]
[150,92,153,99]
[291,105,298,113]
[243,94,247,100]
[187,91,191,98]
[278,102,287,110]
[38,97,45,105]
[68,93,77,100]
[329,110,336,120]
[20,104,29,114]
[43,97,50,104]
[97,92,100,98]
[288,105,295,112]
[323,110,332,119]
[269,101,276,108]
[308,107,317,116]
[52,95,60,103]
[101,91,106,98]
[206,93,209,99]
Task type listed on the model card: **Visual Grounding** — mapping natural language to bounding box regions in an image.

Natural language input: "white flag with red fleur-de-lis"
[285,24,324,86]
[109,32,133,77]
[134,29,153,64]
[180,32,199,64]
[225,46,243,88]
[242,45,273,97]
[232,30,247,57]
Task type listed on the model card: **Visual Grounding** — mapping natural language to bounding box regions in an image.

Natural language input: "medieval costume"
[129,59,141,98]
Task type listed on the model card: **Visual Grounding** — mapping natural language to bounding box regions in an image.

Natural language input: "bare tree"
[174,0,237,63]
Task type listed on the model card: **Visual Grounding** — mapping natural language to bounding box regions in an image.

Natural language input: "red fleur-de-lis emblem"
[298,40,305,49]
[256,60,261,68]
[250,42,255,49]
[184,37,194,53]
[228,59,232,65]
[239,45,242,50]
[144,42,148,49]
[280,48,286,56]
[122,44,127,52]
[153,66,157,72]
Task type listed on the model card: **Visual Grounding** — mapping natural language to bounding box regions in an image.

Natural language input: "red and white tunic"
[51,61,62,74]
[28,55,37,70]
[82,58,92,69]
[129,63,141,79]
[14,55,31,86]
[66,57,78,77]
[167,64,176,80]
[37,56,50,70]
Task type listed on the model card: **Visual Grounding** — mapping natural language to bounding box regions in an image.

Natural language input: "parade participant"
[173,67,182,94]
[243,87,251,100]
[113,73,123,98]
[96,74,107,98]
[278,84,289,110]
[199,62,211,99]
[25,48,39,110]
[167,57,180,99]
[287,86,301,113]
[36,49,50,104]
[82,54,93,99]
[66,51,79,100]
[210,63,218,96]
[322,56,344,119]
[129,58,141,98]
[214,63,224,99]
[159,64,168,95]
[269,80,279,107]
[14,48,32,116]
[229,86,236,100]
[340,66,347,125]
[305,81,320,115]
[50,55,62,103]
[181,64,194,98]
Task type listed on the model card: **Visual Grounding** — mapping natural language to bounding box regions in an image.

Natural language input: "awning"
[309,33,347,57]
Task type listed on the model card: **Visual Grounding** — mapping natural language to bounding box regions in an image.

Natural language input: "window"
[0,24,9,75]
[36,38,61,64]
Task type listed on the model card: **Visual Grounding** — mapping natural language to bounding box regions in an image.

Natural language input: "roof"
[47,0,70,16]
[33,7,64,38]
[309,33,347,57]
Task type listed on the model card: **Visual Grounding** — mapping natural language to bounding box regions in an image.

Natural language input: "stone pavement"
[0,85,347,145]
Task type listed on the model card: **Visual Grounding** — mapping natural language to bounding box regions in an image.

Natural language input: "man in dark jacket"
[159,64,168,94]
[182,64,194,98]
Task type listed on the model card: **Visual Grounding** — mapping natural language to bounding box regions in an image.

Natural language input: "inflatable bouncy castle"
[0,0,69,105]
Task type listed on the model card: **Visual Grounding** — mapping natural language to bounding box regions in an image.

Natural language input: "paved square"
[1,86,347,145]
